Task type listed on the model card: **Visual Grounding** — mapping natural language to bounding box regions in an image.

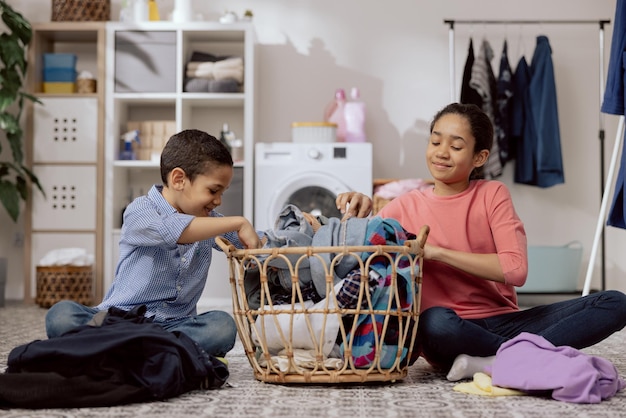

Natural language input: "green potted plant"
[0,0,43,223]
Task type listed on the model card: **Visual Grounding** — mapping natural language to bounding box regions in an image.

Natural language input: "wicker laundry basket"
[36,265,93,308]
[51,0,110,21]
[372,178,435,215]
[372,178,397,215]
[216,224,429,384]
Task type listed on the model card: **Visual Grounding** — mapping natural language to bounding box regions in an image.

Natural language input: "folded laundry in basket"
[253,280,345,357]
[38,248,94,266]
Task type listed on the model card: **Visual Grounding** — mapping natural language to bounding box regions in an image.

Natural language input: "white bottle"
[119,0,133,21]
[344,87,366,143]
[133,0,149,22]
[172,0,193,22]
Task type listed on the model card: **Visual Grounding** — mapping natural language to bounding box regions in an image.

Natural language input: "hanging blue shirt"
[524,35,565,188]
[602,0,626,116]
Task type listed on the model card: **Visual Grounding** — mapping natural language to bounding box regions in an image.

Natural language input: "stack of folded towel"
[184,51,244,93]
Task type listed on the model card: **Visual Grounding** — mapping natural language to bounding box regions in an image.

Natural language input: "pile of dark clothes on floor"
[0,305,228,409]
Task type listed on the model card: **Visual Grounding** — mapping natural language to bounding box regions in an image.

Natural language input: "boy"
[45,129,260,357]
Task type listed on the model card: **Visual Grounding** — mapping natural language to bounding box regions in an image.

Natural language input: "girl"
[336,103,626,380]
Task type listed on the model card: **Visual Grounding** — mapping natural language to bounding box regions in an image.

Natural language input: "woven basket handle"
[404,225,430,253]
[215,236,236,255]
[215,224,429,255]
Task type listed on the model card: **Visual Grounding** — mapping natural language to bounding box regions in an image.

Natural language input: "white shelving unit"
[104,22,256,303]
[25,22,106,304]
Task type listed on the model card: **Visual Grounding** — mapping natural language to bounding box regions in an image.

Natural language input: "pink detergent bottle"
[344,87,366,142]
[324,88,347,142]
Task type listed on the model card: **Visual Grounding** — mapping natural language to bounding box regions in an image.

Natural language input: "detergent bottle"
[220,123,234,153]
[148,0,160,20]
[324,88,347,142]
[344,87,366,142]
[119,130,139,160]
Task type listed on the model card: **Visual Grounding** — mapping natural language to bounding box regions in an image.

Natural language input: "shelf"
[114,160,160,168]
[112,93,245,106]
[181,93,245,106]
[25,22,107,305]
[113,93,178,103]
[103,23,256,297]
[113,160,245,168]
[35,92,99,99]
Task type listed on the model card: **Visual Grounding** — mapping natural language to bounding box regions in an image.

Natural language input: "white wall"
[4,0,624,299]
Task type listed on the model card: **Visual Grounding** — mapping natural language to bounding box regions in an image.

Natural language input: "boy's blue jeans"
[418,290,626,370]
[45,300,237,357]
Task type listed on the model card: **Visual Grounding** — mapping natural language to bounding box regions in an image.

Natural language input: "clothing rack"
[444,19,611,295]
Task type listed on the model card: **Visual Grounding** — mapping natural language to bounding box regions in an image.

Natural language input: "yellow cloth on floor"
[453,372,528,397]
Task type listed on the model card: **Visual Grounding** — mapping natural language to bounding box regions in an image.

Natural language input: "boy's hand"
[238,220,261,249]
[336,192,372,220]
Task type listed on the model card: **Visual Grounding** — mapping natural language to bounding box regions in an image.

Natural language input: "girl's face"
[175,165,233,217]
[426,113,488,194]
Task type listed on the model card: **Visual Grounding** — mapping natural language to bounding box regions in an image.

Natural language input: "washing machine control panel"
[307,148,322,160]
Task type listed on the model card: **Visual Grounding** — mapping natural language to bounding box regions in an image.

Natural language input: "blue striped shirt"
[97,185,246,322]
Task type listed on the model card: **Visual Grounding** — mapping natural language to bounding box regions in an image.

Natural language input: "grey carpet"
[1,301,625,417]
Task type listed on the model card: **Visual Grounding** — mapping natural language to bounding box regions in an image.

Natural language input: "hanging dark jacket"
[460,38,483,106]
[524,35,565,187]
[0,306,228,409]
[512,56,533,184]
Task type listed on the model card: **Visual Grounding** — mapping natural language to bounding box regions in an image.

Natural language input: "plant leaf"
[0,1,31,46]
[0,179,19,222]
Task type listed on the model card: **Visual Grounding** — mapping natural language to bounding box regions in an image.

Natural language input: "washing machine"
[255,142,373,230]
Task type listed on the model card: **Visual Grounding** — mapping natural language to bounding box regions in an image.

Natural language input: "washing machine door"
[265,172,350,229]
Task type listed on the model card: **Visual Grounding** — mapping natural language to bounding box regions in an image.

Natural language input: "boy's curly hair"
[160,129,233,185]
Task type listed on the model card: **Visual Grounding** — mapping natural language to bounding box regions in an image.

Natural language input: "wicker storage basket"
[51,0,110,21]
[373,178,397,215]
[36,265,93,308]
[216,224,429,384]
[372,178,435,215]
[373,196,392,215]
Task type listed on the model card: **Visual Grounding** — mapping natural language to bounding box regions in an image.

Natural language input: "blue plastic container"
[519,241,583,293]
[43,53,77,69]
[43,67,77,82]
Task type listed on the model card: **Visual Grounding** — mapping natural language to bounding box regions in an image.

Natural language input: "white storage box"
[292,122,336,143]
[519,242,582,293]
[115,31,176,93]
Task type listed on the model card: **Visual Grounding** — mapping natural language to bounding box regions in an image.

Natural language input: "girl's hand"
[336,192,373,220]
[423,243,436,261]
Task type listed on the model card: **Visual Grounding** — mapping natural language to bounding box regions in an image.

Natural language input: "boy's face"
[176,165,234,217]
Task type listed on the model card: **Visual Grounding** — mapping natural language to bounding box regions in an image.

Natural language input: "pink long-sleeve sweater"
[378,180,528,318]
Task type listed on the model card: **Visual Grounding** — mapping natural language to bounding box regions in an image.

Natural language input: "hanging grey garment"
[309,216,369,298]
[496,40,514,164]
[470,38,502,179]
